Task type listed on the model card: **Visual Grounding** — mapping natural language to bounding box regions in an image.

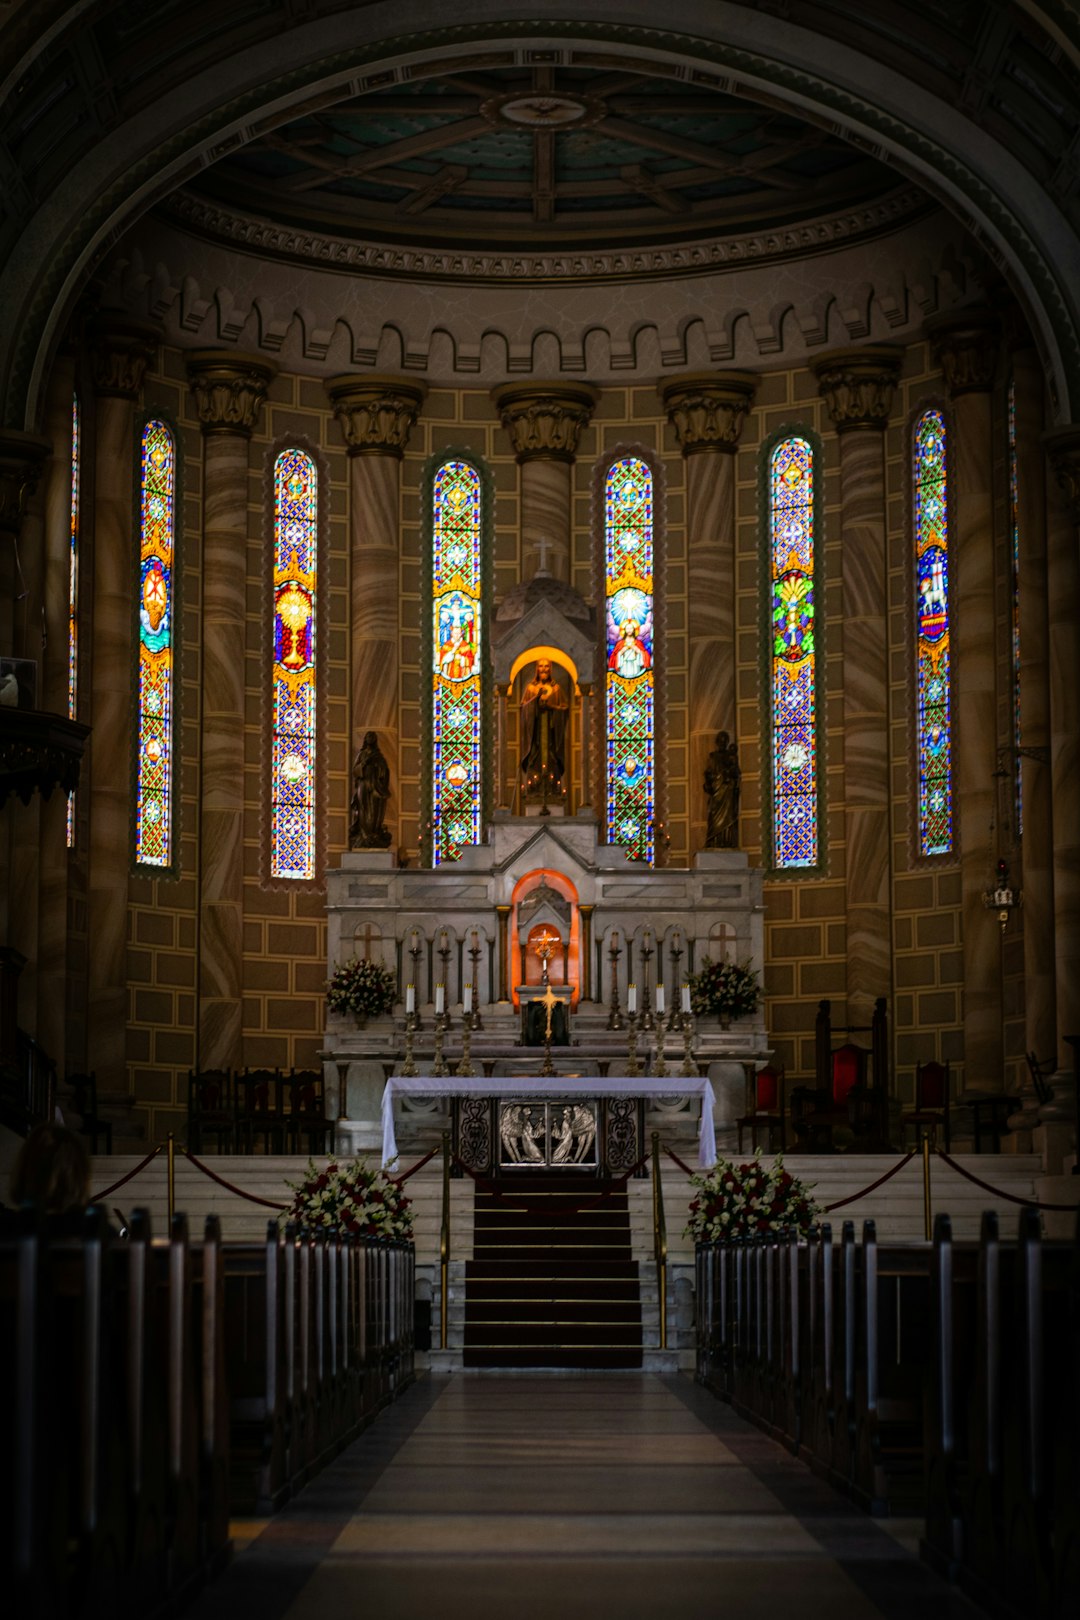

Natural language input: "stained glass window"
[604,456,654,864]
[135,421,175,868]
[914,409,952,856]
[1008,378,1022,836]
[66,394,79,848]
[769,436,818,868]
[432,459,482,865]
[271,448,318,880]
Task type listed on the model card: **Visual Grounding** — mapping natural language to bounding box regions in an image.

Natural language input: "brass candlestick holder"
[653,1010,670,1078]
[679,1013,698,1078]
[468,936,483,1030]
[625,1014,642,1078]
[455,1016,476,1078]
[668,935,683,1014]
[606,935,625,1030]
[640,938,655,1031]
[432,1018,449,1077]
[401,1013,418,1077]
[408,936,423,1029]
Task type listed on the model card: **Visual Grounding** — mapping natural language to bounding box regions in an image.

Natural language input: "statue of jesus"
[519,657,569,794]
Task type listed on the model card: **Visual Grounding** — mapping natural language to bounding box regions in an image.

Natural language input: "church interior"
[1,4,1079,1617]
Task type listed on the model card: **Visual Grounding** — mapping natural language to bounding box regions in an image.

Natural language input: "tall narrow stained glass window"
[604,456,654,865]
[914,409,953,856]
[432,459,482,866]
[66,394,80,847]
[135,420,175,867]
[1008,378,1022,836]
[769,436,818,868]
[271,449,318,880]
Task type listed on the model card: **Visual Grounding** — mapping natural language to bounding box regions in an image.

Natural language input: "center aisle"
[184,1374,982,1620]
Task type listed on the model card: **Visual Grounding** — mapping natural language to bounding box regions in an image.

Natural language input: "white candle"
[435,983,445,1015]
[463,982,472,1013]
[627,983,637,1014]
[681,983,692,1014]
[406,983,415,1014]
[655,984,665,1015]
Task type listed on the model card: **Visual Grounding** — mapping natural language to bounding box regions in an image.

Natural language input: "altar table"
[380,1075,717,1170]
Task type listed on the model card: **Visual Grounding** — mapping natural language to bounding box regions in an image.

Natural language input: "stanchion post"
[167,1131,176,1226]
[440,1130,450,1351]
[651,1130,668,1350]
[922,1131,932,1242]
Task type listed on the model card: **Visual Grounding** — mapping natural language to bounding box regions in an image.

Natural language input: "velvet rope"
[662,1146,697,1177]
[90,1144,163,1202]
[935,1148,1080,1213]
[451,1149,651,1214]
[181,1148,288,1209]
[822,1151,917,1211]
[388,1144,441,1186]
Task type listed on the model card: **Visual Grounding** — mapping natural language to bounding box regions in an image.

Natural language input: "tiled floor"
[184,1373,985,1620]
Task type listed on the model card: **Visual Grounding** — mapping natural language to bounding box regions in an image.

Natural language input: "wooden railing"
[1,1209,415,1619]
[695,1210,1080,1619]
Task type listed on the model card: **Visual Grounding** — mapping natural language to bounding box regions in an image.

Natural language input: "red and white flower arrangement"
[685,1149,819,1242]
[282,1156,414,1239]
[326,956,396,1018]
[686,957,761,1020]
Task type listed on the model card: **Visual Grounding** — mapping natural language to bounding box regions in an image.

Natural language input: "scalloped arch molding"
[3,2,1079,425]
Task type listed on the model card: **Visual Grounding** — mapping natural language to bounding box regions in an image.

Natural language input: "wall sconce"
[983,857,1021,933]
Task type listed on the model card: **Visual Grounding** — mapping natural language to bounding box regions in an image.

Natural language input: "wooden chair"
[736,1063,786,1153]
[62,1069,113,1154]
[235,1069,286,1154]
[904,1059,951,1149]
[186,1068,234,1154]
[285,1068,334,1155]
[1025,1050,1054,1106]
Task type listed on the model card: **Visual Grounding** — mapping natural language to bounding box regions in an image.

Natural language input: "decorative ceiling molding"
[165,183,932,285]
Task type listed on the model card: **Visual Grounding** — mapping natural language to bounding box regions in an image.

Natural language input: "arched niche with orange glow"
[509,868,580,1008]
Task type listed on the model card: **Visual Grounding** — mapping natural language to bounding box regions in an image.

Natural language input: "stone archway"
[3,4,1080,428]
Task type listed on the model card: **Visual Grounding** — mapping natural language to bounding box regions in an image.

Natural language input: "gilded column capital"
[926,309,1000,396]
[810,346,902,433]
[1044,425,1080,523]
[658,370,758,454]
[326,373,428,458]
[186,349,278,436]
[88,315,160,399]
[0,429,51,539]
[491,381,599,463]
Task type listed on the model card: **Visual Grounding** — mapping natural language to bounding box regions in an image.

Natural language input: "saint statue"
[704,730,741,849]
[349,730,392,849]
[520,657,569,794]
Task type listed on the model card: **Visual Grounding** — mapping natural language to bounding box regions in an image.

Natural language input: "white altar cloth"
[380,1076,717,1171]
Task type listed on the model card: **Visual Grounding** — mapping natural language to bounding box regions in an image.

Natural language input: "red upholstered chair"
[737,1064,786,1153]
[904,1059,951,1149]
[831,1043,866,1106]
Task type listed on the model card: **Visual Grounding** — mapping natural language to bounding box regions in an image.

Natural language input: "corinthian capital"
[186,350,278,436]
[88,315,160,400]
[659,370,758,454]
[0,429,51,540]
[326,374,428,458]
[810,346,902,433]
[926,309,1000,396]
[1045,425,1080,523]
[491,381,599,463]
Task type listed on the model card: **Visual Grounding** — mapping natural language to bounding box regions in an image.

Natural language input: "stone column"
[659,372,758,852]
[1010,341,1056,1127]
[0,428,51,1023]
[928,312,1002,1092]
[578,681,594,815]
[495,905,512,1002]
[86,317,159,1097]
[491,382,599,582]
[811,347,902,1023]
[1041,427,1080,1151]
[326,375,427,851]
[578,904,595,1001]
[187,351,276,1071]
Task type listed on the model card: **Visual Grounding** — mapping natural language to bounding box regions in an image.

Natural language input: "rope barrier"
[181,1148,288,1210]
[662,1146,698,1178]
[90,1145,163,1202]
[823,1151,917,1212]
[935,1148,1080,1213]
[388,1144,441,1186]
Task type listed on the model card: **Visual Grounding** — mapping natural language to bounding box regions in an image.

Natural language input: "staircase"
[464,1172,643,1369]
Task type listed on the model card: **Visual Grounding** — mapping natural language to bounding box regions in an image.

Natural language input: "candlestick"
[627,983,637,1015]
[681,982,692,1015]
[401,1013,418,1077]
[468,935,484,1030]
[432,1017,448,1077]
[655,983,665,1016]
[679,1010,698,1078]
[408,934,423,1029]
[606,932,625,1030]
[463,981,472,1014]
[406,983,415,1015]
[625,1014,641,1079]
[653,1008,670,1078]
[455,1017,476,1078]
[435,983,445,1016]
[639,939,655,1030]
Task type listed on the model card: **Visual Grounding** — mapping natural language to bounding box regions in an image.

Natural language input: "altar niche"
[512,650,575,815]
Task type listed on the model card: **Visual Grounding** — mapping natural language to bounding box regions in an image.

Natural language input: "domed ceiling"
[188,60,907,256]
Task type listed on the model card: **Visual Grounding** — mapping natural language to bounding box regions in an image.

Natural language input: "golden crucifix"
[537,978,560,1045]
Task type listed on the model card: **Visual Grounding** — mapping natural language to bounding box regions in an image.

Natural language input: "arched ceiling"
[1,2,1080,427]
[187,61,899,251]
